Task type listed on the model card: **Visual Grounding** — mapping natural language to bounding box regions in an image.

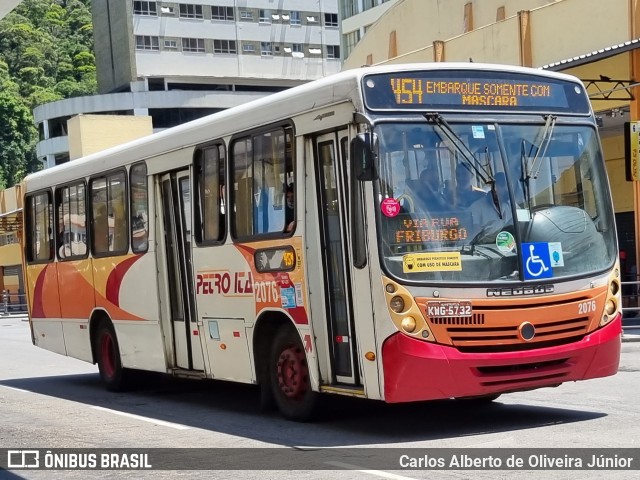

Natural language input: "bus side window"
[110,173,127,252]
[56,182,87,260]
[90,170,128,256]
[231,126,294,238]
[130,163,149,253]
[195,144,225,244]
[25,192,54,262]
[91,178,110,254]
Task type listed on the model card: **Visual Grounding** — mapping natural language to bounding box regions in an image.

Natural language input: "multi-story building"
[35,0,341,168]
[339,0,398,61]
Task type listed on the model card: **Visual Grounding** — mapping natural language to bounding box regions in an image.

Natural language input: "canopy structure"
[540,39,640,136]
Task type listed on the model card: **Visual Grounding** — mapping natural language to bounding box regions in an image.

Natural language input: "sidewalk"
[623,326,640,342]
[1,312,28,320]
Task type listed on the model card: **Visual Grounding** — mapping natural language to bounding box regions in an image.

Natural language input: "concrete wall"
[93,0,135,93]
[342,0,559,68]
[67,115,153,160]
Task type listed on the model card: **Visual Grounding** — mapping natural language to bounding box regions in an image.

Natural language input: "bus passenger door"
[159,170,204,371]
[314,131,360,386]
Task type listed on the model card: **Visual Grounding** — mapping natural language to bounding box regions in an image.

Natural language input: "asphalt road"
[1,315,639,480]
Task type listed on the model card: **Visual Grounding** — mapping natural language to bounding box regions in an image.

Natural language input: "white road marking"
[91,406,190,430]
[0,385,29,393]
[325,461,416,480]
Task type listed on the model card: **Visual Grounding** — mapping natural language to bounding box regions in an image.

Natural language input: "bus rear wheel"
[270,326,318,421]
[96,321,130,391]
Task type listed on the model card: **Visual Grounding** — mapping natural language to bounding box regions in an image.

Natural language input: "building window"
[240,10,253,21]
[179,4,203,19]
[324,13,338,27]
[341,0,358,19]
[326,45,340,59]
[214,39,237,54]
[182,38,205,53]
[289,11,301,25]
[212,6,234,21]
[243,43,255,53]
[133,1,157,16]
[259,9,271,24]
[288,43,304,57]
[261,42,273,56]
[164,39,177,49]
[136,35,160,51]
[344,30,361,58]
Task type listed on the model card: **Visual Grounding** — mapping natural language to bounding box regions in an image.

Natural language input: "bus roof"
[23,63,584,192]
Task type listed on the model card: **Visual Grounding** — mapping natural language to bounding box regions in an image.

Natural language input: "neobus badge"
[487,285,554,297]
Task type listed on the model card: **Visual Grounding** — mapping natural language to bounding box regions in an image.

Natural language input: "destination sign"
[391,214,470,246]
[363,70,590,113]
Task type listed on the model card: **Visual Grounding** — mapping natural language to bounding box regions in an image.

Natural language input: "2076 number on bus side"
[426,301,472,317]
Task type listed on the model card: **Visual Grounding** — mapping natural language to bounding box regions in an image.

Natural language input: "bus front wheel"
[269,326,318,421]
[96,321,130,391]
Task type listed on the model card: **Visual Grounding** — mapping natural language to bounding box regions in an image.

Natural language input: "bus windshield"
[376,121,617,283]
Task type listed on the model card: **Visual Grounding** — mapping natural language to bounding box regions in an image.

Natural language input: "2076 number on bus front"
[426,301,472,317]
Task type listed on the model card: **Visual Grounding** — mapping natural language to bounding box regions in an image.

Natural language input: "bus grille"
[430,314,485,325]
[418,287,606,353]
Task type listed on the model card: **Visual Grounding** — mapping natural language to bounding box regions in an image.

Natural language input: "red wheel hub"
[276,345,309,399]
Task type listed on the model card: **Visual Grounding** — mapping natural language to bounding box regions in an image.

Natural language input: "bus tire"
[270,326,318,421]
[96,321,130,392]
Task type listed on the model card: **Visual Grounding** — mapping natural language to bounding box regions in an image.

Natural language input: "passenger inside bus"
[454,164,486,208]
[416,167,447,211]
[284,185,295,233]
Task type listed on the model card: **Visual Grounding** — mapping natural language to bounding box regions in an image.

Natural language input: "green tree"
[0,0,94,186]
[0,91,38,188]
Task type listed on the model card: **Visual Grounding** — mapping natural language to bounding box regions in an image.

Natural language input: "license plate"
[426,301,472,317]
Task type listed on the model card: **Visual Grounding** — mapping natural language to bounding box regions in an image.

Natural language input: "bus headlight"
[389,296,405,313]
[604,299,616,316]
[401,316,417,333]
[610,280,620,296]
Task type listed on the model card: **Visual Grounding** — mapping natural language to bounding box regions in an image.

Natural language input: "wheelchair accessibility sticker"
[522,242,553,280]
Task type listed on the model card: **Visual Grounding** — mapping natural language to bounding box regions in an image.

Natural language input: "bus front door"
[159,170,204,371]
[314,131,361,386]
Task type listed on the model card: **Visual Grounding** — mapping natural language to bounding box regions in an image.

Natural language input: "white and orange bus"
[22,63,621,421]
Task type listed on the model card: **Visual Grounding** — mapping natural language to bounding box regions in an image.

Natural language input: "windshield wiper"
[426,113,503,216]
[424,113,494,185]
[525,114,556,181]
[521,114,557,211]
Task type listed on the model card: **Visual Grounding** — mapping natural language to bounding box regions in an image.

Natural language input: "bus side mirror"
[351,133,378,181]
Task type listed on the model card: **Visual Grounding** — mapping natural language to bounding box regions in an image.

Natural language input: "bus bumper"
[381,313,622,403]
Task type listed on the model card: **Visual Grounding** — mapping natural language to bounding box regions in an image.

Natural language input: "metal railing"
[621,279,640,335]
[1,290,27,315]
